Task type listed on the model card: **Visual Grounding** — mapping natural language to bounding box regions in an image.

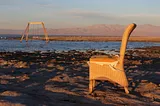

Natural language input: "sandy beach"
[0,46,160,105]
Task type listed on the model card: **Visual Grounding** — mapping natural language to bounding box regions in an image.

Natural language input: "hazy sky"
[0,0,160,29]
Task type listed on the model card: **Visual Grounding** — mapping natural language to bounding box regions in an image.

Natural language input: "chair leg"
[89,80,94,93]
[93,80,96,88]
[124,87,129,94]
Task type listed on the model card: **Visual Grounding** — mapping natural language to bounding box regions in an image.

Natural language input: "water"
[0,40,159,52]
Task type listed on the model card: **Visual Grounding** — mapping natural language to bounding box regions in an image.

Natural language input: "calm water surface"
[0,40,159,52]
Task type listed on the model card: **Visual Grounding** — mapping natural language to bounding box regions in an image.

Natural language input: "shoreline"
[1,36,160,42]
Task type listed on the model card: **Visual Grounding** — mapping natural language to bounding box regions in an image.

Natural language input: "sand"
[0,46,160,106]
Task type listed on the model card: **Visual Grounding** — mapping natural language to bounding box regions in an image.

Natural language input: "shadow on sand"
[0,51,110,106]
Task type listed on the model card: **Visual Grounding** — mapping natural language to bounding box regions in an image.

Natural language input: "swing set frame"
[20,22,49,43]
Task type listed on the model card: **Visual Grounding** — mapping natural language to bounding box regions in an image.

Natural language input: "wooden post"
[20,23,29,42]
[25,24,30,42]
[42,22,49,43]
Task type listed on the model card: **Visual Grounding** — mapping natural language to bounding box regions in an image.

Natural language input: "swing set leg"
[20,22,49,43]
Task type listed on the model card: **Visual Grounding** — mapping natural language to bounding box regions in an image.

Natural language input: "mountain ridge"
[0,24,160,36]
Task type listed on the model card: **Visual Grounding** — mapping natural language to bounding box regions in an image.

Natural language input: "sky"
[0,0,160,29]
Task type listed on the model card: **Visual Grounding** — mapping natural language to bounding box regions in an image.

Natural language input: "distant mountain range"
[0,24,160,36]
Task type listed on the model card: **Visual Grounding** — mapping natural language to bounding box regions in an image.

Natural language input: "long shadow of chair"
[88,23,137,94]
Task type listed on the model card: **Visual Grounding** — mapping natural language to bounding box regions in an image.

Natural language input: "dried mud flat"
[0,46,160,106]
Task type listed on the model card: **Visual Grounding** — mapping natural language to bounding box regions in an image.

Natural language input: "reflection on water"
[0,40,159,52]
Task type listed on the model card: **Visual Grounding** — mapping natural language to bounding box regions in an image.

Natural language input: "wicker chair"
[89,23,137,94]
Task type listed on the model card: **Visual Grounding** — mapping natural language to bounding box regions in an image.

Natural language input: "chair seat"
[90,55,119,62]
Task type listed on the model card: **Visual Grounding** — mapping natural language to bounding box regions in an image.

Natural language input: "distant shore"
[45,36,160,42]
[1,35,160,42]
[5,36,160,42]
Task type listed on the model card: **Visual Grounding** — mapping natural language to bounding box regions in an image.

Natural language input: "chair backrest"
[118,23,137,69]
